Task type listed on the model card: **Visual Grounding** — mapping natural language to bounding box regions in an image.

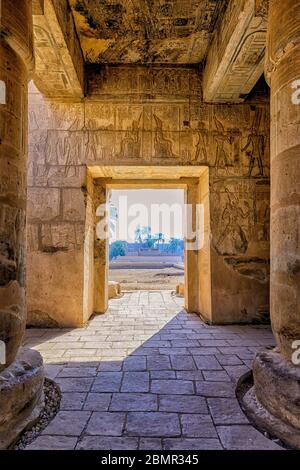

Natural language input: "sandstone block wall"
[27,66,271,327]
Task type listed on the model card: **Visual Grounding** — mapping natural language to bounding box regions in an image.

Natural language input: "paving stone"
[196,381,236,398]
[159,348,189,355]
[170,355,196,370]
[203,370,231,382]
[42,411,91,436]
[194,356,222,370]
[26,436,78,450]
[147,355,171,370]
[164,438,222,450]
[139,438,163,450]
[55,377,93,393]
[110,393,157,412]
[217,426,281,450]
[181,414,218,438]
[215,354,243,366]
[92,372,123,392]
[86,412,126,436]
[23,292,276,449]
[58,367,97,378]
[126,412,181,437]
[98,362,122,372]
[176,370,204,381]
[123,356,146,371]
[83,393,112,411]
[223,365,250,381]
[60,393,87,410]
[121,372,150,392]
[189,348,219,355]
[77,437,138,450]
[159,395,208,414]
[198,340,229,347]
[151,380,194,395]
[208,398,249,425]
[150,370,176,379]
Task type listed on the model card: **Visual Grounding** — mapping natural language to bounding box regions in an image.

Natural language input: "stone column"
[0,1,44,449]
[249,0,300,449]
[267,0,300,362]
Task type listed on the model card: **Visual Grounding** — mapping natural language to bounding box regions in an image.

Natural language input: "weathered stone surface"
[33,0,84,98]
[253,350,300,433]
[266,0,300,361]
[42,411,91,436]
[204,0,268,102]
[110,393,157,412]
[207,398,249,425]
[76,436,138,450]
[69,0,225,65]
[86,412,125,436]
[0,1,32,371]
[0,348,44,449]
[126,412,181,437]
[108,281,122,300]
[217,425,281,450]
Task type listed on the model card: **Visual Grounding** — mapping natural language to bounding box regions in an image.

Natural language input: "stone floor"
[23,291,281,450]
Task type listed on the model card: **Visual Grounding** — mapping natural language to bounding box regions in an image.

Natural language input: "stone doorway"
[85,166,211,322]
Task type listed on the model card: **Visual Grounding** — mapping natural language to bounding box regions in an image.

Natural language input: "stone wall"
[27,66,270,327]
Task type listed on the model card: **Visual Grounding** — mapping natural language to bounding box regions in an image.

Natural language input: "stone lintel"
[33,0,85,99]
[203,0,268,103]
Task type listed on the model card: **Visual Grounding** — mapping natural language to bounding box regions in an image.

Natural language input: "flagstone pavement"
[23,291,281,451]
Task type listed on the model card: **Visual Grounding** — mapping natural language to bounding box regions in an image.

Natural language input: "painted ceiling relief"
[69,0,226,64]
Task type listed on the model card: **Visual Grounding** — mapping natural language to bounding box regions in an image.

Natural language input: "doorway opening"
[84,166,211,321]
[108,189,185,295]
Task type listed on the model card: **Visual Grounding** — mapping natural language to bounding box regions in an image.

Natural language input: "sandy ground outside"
[109,267,184,291]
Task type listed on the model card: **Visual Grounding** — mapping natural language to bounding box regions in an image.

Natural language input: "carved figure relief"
[213,117,234,174]
[216,189,252,255]
[193,122,209,164]
[117,113,142,160]
[153,114,178,160]
[242,107,266,177]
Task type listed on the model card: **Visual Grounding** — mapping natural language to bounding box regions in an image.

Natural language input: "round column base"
[241,350,300,449]
[0,348,44,449]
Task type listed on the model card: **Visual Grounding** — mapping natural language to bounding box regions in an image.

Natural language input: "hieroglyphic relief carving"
[153,115,178,160]
[88,67,202,100]
[192,122,209,164]
[117,113,142,160]
[242,107,267,177]
[216,188,252,256]
[203,0,267,102]
[69,0,224,64]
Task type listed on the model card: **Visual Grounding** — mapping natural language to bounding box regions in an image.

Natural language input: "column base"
[0,348,44,449]
[242,350,300,449]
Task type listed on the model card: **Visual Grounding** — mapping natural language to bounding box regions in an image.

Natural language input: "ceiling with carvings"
[69,0,227,64]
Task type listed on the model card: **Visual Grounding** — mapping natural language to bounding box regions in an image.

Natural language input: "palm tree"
[134,226,143,244]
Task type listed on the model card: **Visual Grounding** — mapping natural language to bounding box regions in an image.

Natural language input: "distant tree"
[134,226,143,244]
[156,232,165,245]
[167,238,182,253]
[109,241,126,261]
